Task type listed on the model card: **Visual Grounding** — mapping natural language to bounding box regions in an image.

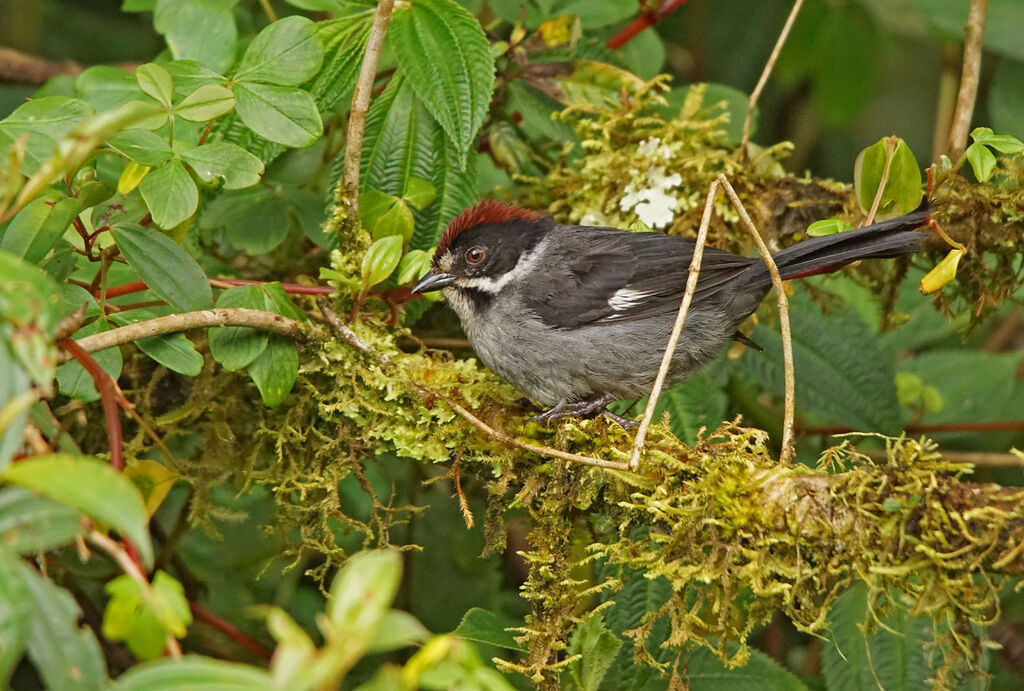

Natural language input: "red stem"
[799,421,1024,436]
[60,339,124,470]
[98,279,333,300]
[606,0,692,49]
[190,602,273,661]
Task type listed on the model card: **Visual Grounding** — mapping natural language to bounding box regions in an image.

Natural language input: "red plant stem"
[190,602,273,661]
[99,279,333,300]
[799,421,1024,436]
[607,0,692,49]
[60,339,124,470]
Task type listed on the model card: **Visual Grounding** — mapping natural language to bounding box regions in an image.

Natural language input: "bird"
[411,199,930,427]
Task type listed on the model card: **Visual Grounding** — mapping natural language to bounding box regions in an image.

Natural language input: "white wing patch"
[608,287,654,312]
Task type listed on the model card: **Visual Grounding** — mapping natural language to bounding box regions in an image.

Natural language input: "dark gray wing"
[526,229,755,329]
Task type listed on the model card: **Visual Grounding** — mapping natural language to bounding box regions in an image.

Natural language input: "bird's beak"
[411,271,456,294]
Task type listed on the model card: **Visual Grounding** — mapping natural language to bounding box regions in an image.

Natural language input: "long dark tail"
[744,198,930,289]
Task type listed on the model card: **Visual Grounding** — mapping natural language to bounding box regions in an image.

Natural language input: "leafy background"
[1,0,1023,689]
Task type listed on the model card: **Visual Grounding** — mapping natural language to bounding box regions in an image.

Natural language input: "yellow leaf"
[118,161,150,195]
[124,458,178,517]
[919,249,964,294]
[536,14,581,48]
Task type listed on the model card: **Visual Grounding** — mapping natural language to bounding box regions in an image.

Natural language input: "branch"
[315,297,631,471]
[70,308,315,357]
[0,46,82,85]
[630,174,796,469]
[190,601,273,661]
[946,0,988,159]
[606,0,692,50]
[60,339,124,470]
[340,0,397,231]
[740,0,805,158]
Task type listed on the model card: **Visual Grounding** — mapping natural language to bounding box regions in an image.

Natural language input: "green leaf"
[822,583,936,691]
[0,546,32,686]
[110,655,272,690]
[359,190,415,242]
[0,487,84,555]
[136,63,174,109]
[75,66,144,112]
[853,136,922,216]
[403,177,437,211]
[248,336,298,407]
[107,129,174,166]
[970,125,1024,154]
[806,217,854,237]
[181,142,264,189]
[358,76,478,250]
[308,14,374,110]
[235,15,324,86]
[0,250,63,335]
[685,645,809,690]
[112,223,212,312]
[327,549,402,640]
[154,0,239,74]
[138,159,200,228]
[965,141,997,182]
[55,320,123,402]
[0,96,93,174]
[453,607,525,651]
[164,59,225,97]
[361,235,404,289]
[201,186,291,254]
[0,195,80,263]
[234,82,322,148]
[388,0,495,167]
[207,285,268,370]
[0,352,32,471]
[566,614,622,691]
[4,454,154,568]
[505,79,576,142]
[737,290,903,434]
[103,571,192,660]
[397,249,432,285]
[18,560,106,691]
[366,610,429,653]
[175,84,236,122]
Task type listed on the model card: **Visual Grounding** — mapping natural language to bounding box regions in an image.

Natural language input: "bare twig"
[69,308,314,358]
[315,298,631,472]
[340,0,397,231]
[606,0,692,50]
[800,420,1024,436]
[946,0,988,159]
[863,137,897,226]
[88,530,182,659]
[862,448,1023,469]
[741,0,805,158]
[630,174,796,470]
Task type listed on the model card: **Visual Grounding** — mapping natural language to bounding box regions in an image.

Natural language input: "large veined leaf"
[0,546,31,685]
[822,583,936,691]
[736,292,903,434]
[110,655,271,690]
[357,76,478,250]
[388,0,495,168]
[111,223,212,312]
[0,487,84,555]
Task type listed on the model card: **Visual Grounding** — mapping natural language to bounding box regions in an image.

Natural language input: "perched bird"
[412,200,930,426]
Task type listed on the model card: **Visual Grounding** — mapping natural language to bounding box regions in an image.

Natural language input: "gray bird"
[412,200,930,426]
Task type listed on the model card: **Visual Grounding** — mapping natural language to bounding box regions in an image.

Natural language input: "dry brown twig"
[863,137,898,226]
[946,0,988,159]
[740,0,805,158]
[314,297,632,471]
[630,174,795,470]
[340,0,397,230]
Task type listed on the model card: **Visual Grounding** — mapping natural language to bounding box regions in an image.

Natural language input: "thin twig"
[257,0,278,22]
[630,177,717,470]
[88,530,182,659]
[946,0,987,159]
[340,0,397,231]
[630,175,796,469]
[606,0,692,50]
[60,340,123,470]
[800,420,1024,436]
[69,308,314,358]
[863,137,897,226]
[741,0,805,158]
[315,298,630,472]
[190,601,273,661]
[862,448,1023,469]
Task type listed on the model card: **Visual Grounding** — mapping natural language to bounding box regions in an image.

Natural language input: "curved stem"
[946,0,987,159]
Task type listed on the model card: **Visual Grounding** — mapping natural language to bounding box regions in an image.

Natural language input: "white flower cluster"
[618,137,681,229]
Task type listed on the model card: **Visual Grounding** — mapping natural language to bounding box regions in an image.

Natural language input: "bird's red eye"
[465,247,485,264]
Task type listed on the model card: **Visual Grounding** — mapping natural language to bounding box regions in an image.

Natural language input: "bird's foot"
[530,394,636,430]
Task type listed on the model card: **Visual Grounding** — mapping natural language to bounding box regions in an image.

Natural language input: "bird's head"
[411,201,550,297]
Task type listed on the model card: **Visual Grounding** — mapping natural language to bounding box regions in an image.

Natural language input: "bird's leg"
[531,393,636,429]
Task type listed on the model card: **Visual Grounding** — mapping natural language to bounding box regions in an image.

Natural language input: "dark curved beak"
[411,271,456,294]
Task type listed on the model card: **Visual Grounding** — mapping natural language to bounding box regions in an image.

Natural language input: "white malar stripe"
[608,287,652,312]
[455,240,547,294]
